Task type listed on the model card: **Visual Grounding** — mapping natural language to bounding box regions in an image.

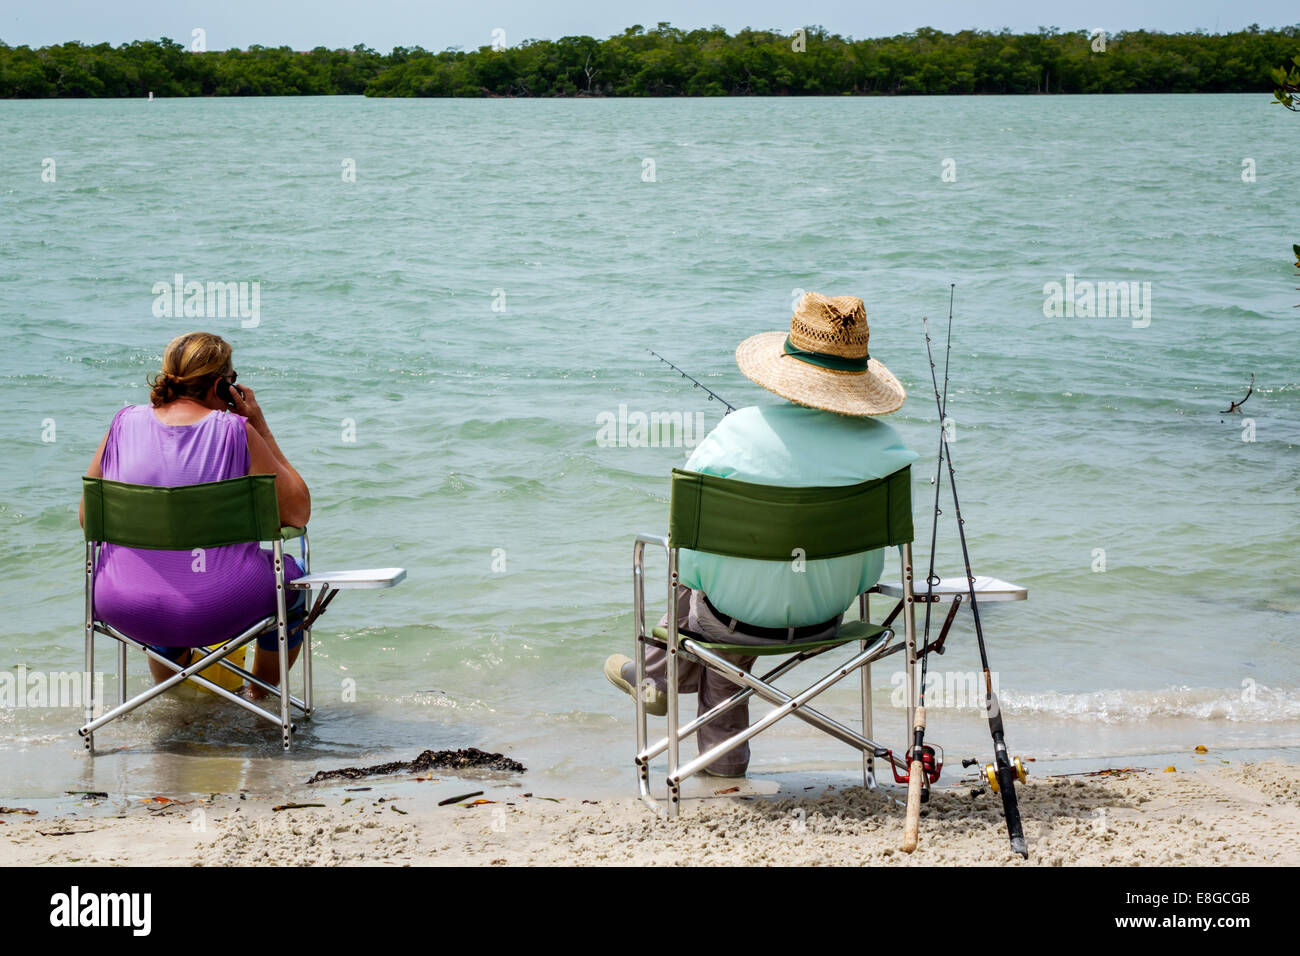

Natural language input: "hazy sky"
[4,1,1296,51]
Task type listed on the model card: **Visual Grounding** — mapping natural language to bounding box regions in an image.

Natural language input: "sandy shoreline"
[2,760,1297,866]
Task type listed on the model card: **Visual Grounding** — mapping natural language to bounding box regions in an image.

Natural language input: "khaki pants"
[646,586,840,776]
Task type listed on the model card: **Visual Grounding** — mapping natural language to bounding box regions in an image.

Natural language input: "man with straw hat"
[606,292,918,776]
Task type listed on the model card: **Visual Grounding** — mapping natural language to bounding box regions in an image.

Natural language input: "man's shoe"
[604,654,667,717]
[701,766,748,779]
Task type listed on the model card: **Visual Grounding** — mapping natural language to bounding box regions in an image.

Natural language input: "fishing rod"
[647,350,736,414]
[922,306,1029,860]
[903,287,955,853]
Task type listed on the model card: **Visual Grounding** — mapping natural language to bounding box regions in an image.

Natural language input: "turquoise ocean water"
[1,95,1297,799]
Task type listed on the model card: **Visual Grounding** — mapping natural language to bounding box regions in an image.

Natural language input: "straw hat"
[736,292,906,416]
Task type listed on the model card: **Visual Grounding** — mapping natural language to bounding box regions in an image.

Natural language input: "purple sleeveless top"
[93,405,301,648]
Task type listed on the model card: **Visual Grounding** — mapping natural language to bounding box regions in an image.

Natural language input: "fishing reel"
[962,755,1028,794]
[887,743,944,786]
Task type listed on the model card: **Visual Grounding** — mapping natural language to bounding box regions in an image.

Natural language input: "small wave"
[436,473,475,496]
[1004,685,1300,723]
[456,417,553,440]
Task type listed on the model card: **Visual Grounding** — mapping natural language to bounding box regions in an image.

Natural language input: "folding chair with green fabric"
[631,465,920,816]
[79,474,405,752]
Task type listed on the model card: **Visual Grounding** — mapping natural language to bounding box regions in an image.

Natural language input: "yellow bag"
[190,641,248,695]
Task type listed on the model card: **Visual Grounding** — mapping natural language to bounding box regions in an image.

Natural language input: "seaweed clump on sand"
[306,747,526,783]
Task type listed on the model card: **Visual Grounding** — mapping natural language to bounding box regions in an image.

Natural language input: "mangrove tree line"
[1,24,1297,98]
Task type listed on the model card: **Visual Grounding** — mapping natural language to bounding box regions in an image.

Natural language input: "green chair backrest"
[82,475,281,550]
[668,466,913,561]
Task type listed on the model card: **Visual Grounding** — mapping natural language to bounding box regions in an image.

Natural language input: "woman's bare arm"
[78,429,110,527]
[244,414,311,528]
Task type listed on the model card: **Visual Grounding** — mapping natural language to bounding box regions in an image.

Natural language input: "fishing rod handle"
[997,762,1029,858]
[902,706,927,853]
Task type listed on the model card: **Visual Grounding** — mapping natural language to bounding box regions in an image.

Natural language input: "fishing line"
[647,350,736,414]
[918,285,956,712]
[922,296,1028,858]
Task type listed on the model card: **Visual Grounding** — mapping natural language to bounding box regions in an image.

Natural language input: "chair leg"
[274,541,291,751]
[863,661,875,790]
[279,658,291,750]
[633,534,673,815]
[301,621,314,719]
[83,632,94,754]
[666,553,680,818]
[860,591,875,790]
[634,615,650,806]
[666,671,680,816]
[117,641,127,707]
[84,542,95,754]
[301,535,313,719]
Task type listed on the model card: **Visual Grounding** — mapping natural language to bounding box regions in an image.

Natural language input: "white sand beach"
[4,760,1297,867]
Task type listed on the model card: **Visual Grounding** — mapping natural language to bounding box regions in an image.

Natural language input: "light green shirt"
[678,403,919,628]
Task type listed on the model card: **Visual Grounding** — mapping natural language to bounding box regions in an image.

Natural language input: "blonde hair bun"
[148,332,233,407]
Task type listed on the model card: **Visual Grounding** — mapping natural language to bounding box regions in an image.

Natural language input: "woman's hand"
[229,382,267,432]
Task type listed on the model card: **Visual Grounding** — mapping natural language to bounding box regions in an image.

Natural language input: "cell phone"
[216,379,245,407]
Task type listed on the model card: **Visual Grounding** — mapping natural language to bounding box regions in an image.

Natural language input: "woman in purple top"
[79,332,312,699]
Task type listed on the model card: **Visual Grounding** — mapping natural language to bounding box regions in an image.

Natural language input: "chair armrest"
[288,567,406,590]
[872,575,1028,603]
[280,526,307,540]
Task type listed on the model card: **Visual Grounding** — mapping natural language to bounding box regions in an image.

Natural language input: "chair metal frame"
[632,467,920,817]
[79,474,404,753]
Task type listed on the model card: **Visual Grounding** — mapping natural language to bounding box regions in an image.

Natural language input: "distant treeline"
[2,24,1298,98]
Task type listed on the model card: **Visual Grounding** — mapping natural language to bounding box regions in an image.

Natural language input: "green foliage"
[1,26,1298,98]
[1272,52,1300,108]
[0,40,386,97]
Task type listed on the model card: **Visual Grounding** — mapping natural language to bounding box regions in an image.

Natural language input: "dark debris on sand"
[306,747,526,784]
